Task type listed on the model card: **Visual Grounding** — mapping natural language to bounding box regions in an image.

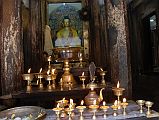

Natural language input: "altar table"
[44,102,159,120]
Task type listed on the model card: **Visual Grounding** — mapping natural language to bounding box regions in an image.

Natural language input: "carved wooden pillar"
[0,0,23,95]
[106,0,132,97]
[88,0,110,71]
[29,0,43,72]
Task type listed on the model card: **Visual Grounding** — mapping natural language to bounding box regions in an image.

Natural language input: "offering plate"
[0,106,46,120]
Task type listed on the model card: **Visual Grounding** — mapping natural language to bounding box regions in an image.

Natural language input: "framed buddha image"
[47,2,83,48]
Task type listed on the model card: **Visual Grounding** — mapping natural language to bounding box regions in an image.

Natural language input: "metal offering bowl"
[136,100,145,106]
[0,106,46,120]
[22,74,34,81]
[145,101,153,107]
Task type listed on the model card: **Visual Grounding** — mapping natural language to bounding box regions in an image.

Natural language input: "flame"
[123,98,126,103]
[81,100,84,106]
[103,101,106,106]
[93,100,96,105]
[28,68,31,73]
[82,72,84,76]
[57,103,60,108]
[114,100,118,106]
[47,70,50,75]
[62,98,65,102]
[100,68,103,71]
[51,69,55,74]
[70,99,73,105]
[48,56,51,61]
[117,81,120,88]
[39,68,42,73]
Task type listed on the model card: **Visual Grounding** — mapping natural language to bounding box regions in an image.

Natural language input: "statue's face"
[63,19,70,27]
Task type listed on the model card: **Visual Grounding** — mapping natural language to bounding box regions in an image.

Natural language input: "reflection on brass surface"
[62,60,76,88]
[84,88,104,106]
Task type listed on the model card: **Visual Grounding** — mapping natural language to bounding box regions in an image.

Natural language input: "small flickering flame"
[82,72,84,76]
[28,68,31,73]
[62,98,65,103]
[81,100,84,106]
[70,99,73,105]
[123,98,126,103]
[103,101,106,106]
[117,81,120,88]
[114,100,118,106]
[69,104,72,109]
[47,70,50,75]
[51,69,55,74]
[60,78,63,82]
[93,100,96,105]
[39,68,42,73]
[100,68,103,71]
[57,103,60,108]
[48,56,51,61]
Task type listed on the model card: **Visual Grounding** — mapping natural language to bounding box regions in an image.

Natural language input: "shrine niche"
[44,0,89,61]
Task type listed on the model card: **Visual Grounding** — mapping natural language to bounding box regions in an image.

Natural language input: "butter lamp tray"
[0,106,46,120]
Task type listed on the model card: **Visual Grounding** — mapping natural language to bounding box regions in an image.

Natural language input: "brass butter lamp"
[53,103,62,120]
[35,68,44,89]
[76,100,86,120]
[89,100,99,120]
[22,68,34,92]
[51,69,57,89]
[100,101,109,119]
[111,100,118,116]
[112,81,125,109]
[145,101,153,116]
[79,72,86,88]
[46,70,53,90]
[136,100,145,114]
[121,98,128,115]
[99,68,107,86]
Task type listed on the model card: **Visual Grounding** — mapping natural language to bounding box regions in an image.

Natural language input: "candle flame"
[28,68,31,73]
[93,100,96,105]
[117,81,120,88]
[114,100,118,106]
[47,70,50,75]
[100,68,103,71]
[57,103,60,108]
[82,72,84,76]
[51,69,55,74]
[70,99,73,105]
[62,98,65,102]
[123,98,126,103]
[81,100,84,105]
[48,56,51,61]
[39,68,42,73]
[103,101,106,106]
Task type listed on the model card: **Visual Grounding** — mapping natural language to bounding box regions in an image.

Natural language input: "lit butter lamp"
[111,100,118,116]
[100,101,109,118]
[76,100,86,120]
[53,103,62,119]
[57,98,68,118]
[65,99,75,120]
[79,72,86,88]
[35,68,44,89]
[89,100,99,120]
[112,81,125,109]
[48,56,51,70]
[22,68,34,92]
[46,70,53,90]
[100,68,107,86]
[51,69,57,89]
[121,98,128,115]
